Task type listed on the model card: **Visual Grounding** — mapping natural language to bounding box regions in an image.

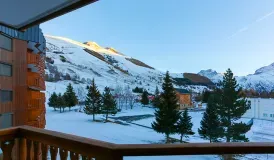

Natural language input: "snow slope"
[198,64,274,92]
[45,35,208,101]
[45,35,164,96]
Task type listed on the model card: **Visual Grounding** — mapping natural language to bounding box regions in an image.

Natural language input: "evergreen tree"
[48,92,58,111]
[102,87,117,122]
[198,94,223,142]
[84,79,102,121]
[56,93,65,113]
[218,69,252,142]
[64,83,78,111]
[177,109,194,143]
[152,86,161,107]
[152,71,181,143]
[202,90,211,103]
[141,90,149,106]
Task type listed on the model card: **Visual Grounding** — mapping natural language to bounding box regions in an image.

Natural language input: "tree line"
[48,83,78,113]
[152,69,252,146]
[48,80,118,122]
[84,79,117,121]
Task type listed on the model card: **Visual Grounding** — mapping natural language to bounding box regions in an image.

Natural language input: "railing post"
[50,146,58,160]
[1,140,15,160]
[59,148,68,160]
[26,139,33,160]
[33,142,41,160]
[18,138,27,160]
[41,144,48,160]
[96,154,123,160]
[70,151,79,160]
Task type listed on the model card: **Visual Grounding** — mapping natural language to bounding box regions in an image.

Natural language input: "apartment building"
[0,25,46,129]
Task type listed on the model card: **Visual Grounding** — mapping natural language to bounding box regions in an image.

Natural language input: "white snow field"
[46,102,274,160]
[46,105,218,160]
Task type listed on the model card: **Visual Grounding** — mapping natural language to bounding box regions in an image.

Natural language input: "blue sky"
[41,0,274,76]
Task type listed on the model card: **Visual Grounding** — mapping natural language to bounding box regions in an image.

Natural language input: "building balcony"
[27,72,45,91]
[1,126,274,160]
[27,51,40,66]
[27,98,44,110]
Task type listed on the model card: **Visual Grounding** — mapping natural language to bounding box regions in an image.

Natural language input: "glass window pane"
[0,34,12,51]
[0,90,13,102]
[0,63,12,76]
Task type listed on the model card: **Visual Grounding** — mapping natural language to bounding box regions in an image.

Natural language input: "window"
[0,63,12,76]
[263,113,268,117]
[0,34,12,51]
[0,90,13,102]
[0,113,13,129]
[271,114,273,118]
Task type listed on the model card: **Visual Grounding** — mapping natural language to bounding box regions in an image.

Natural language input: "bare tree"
[128,93,137,109]
[76,87,86,112]
[123,85,131,110]
[114,85,123,110]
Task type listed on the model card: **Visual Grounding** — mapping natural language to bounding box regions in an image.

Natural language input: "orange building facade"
[0,25,46,129]
[175,89,192,110]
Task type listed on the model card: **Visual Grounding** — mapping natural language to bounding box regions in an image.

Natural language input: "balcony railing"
[27,99,44,110]
[27,52,39,66]
[27,72,45,91]
[1,126,274,160]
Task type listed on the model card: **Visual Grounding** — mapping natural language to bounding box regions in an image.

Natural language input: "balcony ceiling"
[0,0,97,30]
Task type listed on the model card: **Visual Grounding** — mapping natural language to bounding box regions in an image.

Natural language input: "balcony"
[27,52,40,66]
[1,126,274,160]
[27,91,45,110]
[27,72,45,91]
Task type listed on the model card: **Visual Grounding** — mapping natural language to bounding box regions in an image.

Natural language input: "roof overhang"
[0,0,98,31]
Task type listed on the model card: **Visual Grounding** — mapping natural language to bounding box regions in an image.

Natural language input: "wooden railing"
[27,91,45,110]
[27,52,39,66]
[27,72,45,91]
[1,126,274,160]
[27,99,44,110]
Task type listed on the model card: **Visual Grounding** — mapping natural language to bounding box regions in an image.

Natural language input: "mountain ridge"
[198,64,274,92]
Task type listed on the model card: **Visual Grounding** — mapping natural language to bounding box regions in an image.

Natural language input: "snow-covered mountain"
[198,64,274,92]
[45,35,207,102]
[198,69,223,83]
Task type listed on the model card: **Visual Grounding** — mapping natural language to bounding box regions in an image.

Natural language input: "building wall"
[243,98,274,121]
[0,32,45,129]
[0,38,28,126]
[176,93,192,110]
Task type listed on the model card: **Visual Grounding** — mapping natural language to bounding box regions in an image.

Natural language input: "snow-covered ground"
[46,105,219,160]
[45,103,274,160]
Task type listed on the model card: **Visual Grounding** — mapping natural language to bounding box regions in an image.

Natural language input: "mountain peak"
[198,69,218,77]
[198,69,222,83]
[254,62,274,75]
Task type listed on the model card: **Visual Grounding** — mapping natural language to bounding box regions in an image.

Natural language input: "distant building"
[243,98,274,120]
[175,89,192,110]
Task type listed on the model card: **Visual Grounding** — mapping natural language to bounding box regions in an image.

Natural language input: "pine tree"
[177,109,194,143]
[198,94,223,142]
[64,83,78,111]
[202,90,211,103]
[84,79,102,121]
[102,87,117,122]
[152,71,181,143]
[141,90,149,106]
[48,92,58,111]
[152,86,161,107]
[56,93,65,113]
[218,68,252,142]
